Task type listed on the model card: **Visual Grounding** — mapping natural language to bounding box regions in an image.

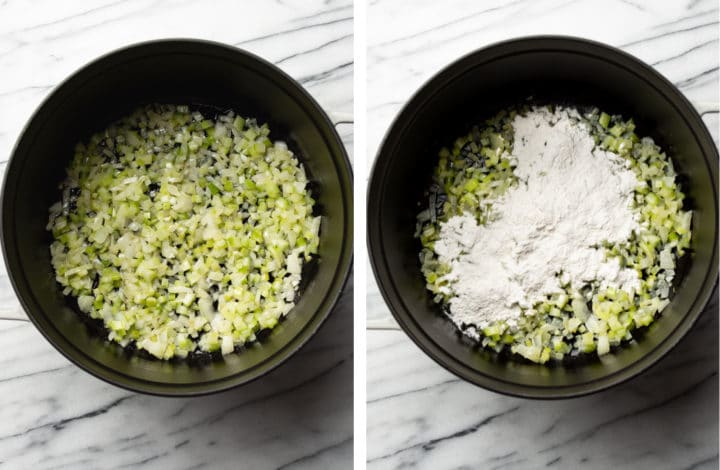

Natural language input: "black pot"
[1,39,353,396]
[367,36,718,398]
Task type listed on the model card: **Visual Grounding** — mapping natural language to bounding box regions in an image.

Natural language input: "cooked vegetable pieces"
[48,104,321,359]
[417,106,691,364]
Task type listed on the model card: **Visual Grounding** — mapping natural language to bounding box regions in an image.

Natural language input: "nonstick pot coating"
[1,40,353,396]
[367,36,718,398]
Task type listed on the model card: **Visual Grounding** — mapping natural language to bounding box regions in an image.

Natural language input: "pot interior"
[369,38,718,396]
[2,41,352,395]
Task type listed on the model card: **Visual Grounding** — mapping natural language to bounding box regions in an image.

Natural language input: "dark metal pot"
[367,36,717,398]
[1,39,353,396]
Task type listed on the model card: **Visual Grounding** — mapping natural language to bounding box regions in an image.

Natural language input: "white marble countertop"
[0,0,353,468]
[366,1,718,469]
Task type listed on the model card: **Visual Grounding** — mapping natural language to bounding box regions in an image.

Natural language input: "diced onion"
[48,104,320,360]
[416,106,691,364]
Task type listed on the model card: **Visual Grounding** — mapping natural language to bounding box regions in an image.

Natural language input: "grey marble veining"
[366,0,718,169]
[368,289,717,470]
[0,276,352,470]
[0,0,353,468]
[366,0,718,468]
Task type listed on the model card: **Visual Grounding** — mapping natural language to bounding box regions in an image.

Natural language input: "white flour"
[435,107,641,330]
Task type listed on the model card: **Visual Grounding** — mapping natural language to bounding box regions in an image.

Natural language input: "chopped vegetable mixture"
[48,104,320,359]
[417,106,692,363]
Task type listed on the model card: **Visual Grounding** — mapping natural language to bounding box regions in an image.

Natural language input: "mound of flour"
[435,107,641,329]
